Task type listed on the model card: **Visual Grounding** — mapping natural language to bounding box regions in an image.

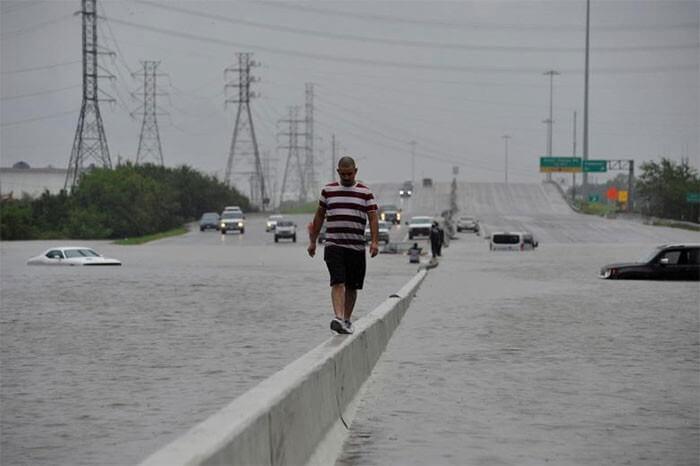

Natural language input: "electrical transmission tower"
[224,52,268,210]
[132,60,166,165]
[278,106,307,204]
[304,83,316,200]
[65,0,115,190]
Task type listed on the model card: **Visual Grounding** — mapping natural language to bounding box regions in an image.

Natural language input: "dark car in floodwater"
[599,244,700,281]
[199,212,220,231]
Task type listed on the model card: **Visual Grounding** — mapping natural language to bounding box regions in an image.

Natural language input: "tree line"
[568,157,699,223]
[0,163,251,240]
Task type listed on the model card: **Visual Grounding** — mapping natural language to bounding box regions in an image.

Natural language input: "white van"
[489,231,538,251]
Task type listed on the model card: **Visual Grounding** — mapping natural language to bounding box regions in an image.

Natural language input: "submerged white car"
[27,247,122,266]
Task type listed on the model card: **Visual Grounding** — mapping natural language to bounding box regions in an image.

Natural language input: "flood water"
[337,236,700,466]
[0,214,416,466]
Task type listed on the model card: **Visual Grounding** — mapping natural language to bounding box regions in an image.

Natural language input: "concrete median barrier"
[140,269,427,466]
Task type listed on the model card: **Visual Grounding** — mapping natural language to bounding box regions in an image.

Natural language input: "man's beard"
[340,179,354,186]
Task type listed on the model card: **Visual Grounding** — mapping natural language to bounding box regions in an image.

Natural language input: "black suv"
[600,244,699,280]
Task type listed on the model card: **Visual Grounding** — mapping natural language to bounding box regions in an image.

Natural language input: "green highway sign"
[583,160,607,173]
[540,157,582,173]
[687,192,700,203]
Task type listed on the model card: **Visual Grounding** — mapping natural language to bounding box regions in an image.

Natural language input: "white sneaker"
[343,320,354,334]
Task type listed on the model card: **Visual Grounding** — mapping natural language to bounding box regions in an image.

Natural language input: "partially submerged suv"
[489,231,538,251]
[379,204,401,224]
[220,210,245,234]
[600,244,699,280]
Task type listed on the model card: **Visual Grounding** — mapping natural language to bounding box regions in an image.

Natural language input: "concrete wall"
[140,269,427,466]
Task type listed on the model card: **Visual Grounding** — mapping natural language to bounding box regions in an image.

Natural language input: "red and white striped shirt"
[319,181,378,251]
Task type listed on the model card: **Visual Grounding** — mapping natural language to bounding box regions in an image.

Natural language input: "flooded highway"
[2,182,699,465]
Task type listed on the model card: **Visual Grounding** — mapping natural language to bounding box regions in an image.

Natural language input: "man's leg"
[344,287,357,320]
[331,283,345,319]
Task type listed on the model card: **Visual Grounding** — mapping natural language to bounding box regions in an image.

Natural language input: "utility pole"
[133,60,166,166]
[582,0,591,199]
[278,106,306,204]
[304,83,316,200]
[409,140,416,186]
[224,52,268,210]
[65,0,114,190]
[502,135,511,184]
[543,69,560,182]
[572,110,577,202]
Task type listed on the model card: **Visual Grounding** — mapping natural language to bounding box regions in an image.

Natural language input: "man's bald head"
[337,156,356,169]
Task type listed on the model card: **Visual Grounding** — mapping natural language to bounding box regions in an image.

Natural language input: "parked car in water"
[274,220,297,242]
[599,244,700,280]
[266,214,284,232]
[379,204,401,224]
[220,210,245,234]
[407,216,433,240]
[199,212,220,231]
[364,220,391,244]
[27,247,122,266]
[456,216,479,233]
[489,231,538,251]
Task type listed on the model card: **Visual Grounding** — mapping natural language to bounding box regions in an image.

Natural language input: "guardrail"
[140,269,428,466]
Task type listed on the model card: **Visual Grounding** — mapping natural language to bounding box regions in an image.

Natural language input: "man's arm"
[367,210,379,257]
[307,205,326,257]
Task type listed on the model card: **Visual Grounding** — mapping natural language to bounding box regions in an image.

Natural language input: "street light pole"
[502,134,511,184]
[543,70,560,182]
[582,0,591,200]
[409,140,416,187]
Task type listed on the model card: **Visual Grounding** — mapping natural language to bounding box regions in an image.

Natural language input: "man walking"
[307,156,379,334]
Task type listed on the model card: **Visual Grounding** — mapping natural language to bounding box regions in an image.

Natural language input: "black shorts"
[324,245,366,290]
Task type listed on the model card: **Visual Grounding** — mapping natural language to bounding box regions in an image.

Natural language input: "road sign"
[687,192,700,203]
[618,190,628,203]
[606,187,618,201]
[588,194,600,202]
[540,157,582,173]
[583,160,607,173]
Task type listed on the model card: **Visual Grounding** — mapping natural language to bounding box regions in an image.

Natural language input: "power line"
[1,84,81,101]
[135,1,699,54]
[250,1,699,33]
[0,13,73,39]
[1,109,78,128]
[106,17,698,75]
[1,60,81,75]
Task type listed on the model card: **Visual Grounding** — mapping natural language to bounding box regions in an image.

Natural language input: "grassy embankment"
[114,226,188,245]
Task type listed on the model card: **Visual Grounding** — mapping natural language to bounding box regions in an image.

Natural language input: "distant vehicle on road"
[199,212,220,231]
[274,220,297,242]
[220,211,245,234]
[489,231,538,251]
[27,247,122,266]
[223,206,243,213]
[365,220,391,244]
[456,216,479,233]
[399,181,413,198]
[422,177,433,187]
[599,244,699,280]
[379,204,401,224]
[407,216,432,240]
[266,214,284,232]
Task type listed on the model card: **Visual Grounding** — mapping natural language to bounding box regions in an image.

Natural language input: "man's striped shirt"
[319,181,378,251]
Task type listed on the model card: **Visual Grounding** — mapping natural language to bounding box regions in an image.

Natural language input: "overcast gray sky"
[1,0,698,194]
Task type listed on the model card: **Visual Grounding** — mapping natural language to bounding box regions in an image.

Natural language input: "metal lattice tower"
[133,61,164,165]
[224,53,268,209]
[278,106,306,204]
[65,0,114,190]
[304,83,316,200]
